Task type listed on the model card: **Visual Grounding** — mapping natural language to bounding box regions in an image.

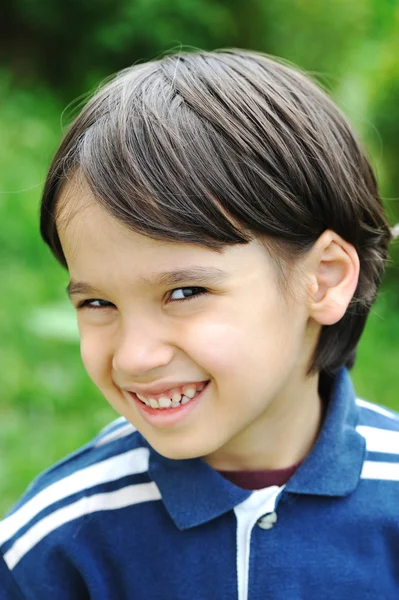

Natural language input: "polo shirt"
[1,367,398,599]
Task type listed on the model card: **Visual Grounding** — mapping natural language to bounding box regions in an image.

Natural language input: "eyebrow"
[66,266,229,298]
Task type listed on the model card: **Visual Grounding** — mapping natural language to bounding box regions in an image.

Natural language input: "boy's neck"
[203,371,325,472]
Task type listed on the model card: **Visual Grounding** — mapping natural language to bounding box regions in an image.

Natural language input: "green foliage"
[1,0,399,516]
[0,85,116,515]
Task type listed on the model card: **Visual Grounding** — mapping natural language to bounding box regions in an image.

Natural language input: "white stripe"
[0,447,149,546]
[97,416,128,437]
[356,398,399,420]
[95,423,136,447]
[360,460,399,481]
[356,426,399,454]
[4,482,161,570]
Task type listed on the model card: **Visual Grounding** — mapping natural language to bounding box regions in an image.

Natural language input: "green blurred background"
[1,0,399,516]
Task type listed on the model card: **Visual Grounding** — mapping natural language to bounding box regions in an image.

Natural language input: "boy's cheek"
[192,319,288,371]
[187,320,257,367]
[79,334,111,388]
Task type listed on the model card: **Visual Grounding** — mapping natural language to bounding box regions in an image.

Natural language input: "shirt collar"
[143,367,365,530]
[147,448,251,530]
[284,366,366,496]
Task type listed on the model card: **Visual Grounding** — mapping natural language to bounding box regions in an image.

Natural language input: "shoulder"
[356,396,399,444]
[0,418,158,572]
[4,416,146,517]
[356,396,399,428]
[355,396,399,488]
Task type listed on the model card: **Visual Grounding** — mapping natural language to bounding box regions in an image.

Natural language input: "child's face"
[58,180,320,468]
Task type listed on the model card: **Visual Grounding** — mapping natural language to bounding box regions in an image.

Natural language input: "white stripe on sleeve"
[360,460,399,481]
[4,481,161,570]
[95,423,136,447]
[0,447,149,546]
[356,426,399,454]
[356,398,399,420]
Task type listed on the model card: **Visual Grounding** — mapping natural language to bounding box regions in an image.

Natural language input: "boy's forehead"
[56,171,91,215]
[56,175,279,285]
[57,177,160,252]
[56,180,222,279]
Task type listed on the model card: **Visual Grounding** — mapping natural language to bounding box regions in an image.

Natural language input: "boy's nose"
[112,327,174,378]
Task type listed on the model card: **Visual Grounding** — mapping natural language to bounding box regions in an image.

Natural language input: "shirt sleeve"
[0,555,26,600]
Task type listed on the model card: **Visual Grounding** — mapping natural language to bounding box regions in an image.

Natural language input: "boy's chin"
[152,444,205,461]
[147,437,213,462]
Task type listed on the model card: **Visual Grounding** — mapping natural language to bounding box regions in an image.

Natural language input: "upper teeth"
[136,383,206,409]
[158,396,172,408]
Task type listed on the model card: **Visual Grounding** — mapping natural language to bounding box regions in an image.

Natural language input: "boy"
[1,49,398,599]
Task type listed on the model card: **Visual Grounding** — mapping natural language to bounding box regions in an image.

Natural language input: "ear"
[307,229,360,326]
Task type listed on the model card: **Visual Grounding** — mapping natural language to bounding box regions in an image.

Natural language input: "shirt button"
[257,511,278,530]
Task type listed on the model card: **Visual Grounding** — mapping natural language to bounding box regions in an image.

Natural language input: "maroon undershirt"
[217,374,331,490]
[217,460,302,489]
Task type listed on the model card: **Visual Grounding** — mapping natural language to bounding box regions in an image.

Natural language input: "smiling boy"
[1,49,398,599]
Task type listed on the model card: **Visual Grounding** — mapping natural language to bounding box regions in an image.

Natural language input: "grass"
[0,83,398,517]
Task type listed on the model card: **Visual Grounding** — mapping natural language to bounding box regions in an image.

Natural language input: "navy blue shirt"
[1,367,399,599]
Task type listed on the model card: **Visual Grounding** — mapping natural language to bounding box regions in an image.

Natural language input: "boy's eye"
[168,287,208,303]
[76,287,208,310]
[77,299,114,310]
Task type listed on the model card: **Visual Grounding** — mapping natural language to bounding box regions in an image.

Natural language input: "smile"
[126,381,210,428]
[134,381,209,409]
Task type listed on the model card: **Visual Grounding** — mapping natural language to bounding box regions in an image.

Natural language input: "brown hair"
[40,49,393,376]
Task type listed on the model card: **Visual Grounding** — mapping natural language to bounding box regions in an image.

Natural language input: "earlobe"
[309,230,360,326]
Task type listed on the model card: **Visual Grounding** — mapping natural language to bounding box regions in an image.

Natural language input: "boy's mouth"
[132,381,209,410]
[126,380,210,428]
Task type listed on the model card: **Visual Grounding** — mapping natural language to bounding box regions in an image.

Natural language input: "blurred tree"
[0,0,395,97]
